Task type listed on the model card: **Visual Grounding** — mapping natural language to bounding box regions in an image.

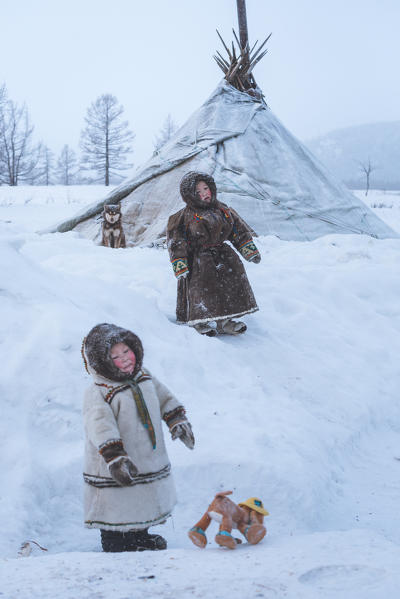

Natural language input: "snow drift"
[1,192,400,598]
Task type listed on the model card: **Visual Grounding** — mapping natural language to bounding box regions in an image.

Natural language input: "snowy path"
[1,190,400,598]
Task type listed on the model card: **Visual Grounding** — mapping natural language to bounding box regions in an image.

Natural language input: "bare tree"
[153,114,179,154]
[32,145,56,185]
[0,94,41,186]
[358,158,376,197]
[80,94,134,186]
[0,83,6,113]
[56,144,79,185]
[0,84,7,183]
[0,84,7,131]
[41,146,56,185]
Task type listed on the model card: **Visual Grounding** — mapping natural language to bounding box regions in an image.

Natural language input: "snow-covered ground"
[354,188,400,233]
[1,186,400,598]
[0,185,117,233]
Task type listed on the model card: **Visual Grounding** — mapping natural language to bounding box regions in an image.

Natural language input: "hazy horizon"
[1,0,399,166]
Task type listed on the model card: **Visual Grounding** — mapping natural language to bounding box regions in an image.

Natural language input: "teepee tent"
[49,5,396,244]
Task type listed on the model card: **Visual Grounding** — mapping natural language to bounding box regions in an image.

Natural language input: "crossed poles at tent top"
[213,28,271,96]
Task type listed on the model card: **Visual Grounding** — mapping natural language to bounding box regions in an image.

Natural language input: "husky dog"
[101,204,126,248]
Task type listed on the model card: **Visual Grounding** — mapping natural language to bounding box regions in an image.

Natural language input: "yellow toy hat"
[238,497,269,516]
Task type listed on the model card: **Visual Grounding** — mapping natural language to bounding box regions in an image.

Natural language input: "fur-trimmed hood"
[83,323,143,382]
[179,171,217,210]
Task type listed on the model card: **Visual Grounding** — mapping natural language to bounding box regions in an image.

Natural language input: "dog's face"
[103,205,121,225]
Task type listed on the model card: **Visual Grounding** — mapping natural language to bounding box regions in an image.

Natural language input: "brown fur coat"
[167,172,259,325]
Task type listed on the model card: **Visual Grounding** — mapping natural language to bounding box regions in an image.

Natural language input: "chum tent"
[49,42,396,245]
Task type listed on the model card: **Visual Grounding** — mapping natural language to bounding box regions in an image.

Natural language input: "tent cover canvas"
[50,82,397,244]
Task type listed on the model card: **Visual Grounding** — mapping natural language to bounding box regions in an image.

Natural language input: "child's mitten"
[108,455,138,486]
[170,421,195,449]
[172,257,189,279]
[238,240,261,263]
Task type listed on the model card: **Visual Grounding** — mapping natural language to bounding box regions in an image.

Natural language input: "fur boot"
[217,319,247,335]
[193,323,217,337]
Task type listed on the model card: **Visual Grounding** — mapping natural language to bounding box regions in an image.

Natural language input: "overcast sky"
[1,0,399,166]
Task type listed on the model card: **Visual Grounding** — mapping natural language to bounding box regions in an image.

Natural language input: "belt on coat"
[197,242,225,254]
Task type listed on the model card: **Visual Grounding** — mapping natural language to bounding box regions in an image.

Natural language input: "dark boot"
[132,529,167,551]
[100,529,136,553]
[100,528,167,552]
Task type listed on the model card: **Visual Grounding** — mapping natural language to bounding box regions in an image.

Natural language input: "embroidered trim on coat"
[99,370,152,404]
[104,385,130,404]
[98,439,126,463]
[136,370,152,384]
[163,407,186,428]
[184,306,259,326]
[99,438,123,452]
[83,463,171,488]
[172,257,189,278]
[85,509,172,529]
[238,240,260,261]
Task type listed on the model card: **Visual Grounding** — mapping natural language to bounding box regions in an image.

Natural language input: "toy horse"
[188,491,269,549]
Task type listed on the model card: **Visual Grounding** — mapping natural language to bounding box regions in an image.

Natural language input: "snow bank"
[1,190,400,598]
[354,189,400,233]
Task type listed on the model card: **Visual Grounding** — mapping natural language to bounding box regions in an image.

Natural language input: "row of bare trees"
[0,84,178,187]
[0,84,41,185]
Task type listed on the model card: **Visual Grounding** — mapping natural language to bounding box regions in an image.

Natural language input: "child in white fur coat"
[82,323,194,552]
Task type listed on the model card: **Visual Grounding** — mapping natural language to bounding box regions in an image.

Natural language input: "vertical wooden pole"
[236,0,249,49]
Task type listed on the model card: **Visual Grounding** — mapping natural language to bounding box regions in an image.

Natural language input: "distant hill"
[305,121,400,190]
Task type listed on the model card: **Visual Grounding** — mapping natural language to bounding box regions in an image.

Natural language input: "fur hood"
[179,171,217,210]
[83,323,143,382]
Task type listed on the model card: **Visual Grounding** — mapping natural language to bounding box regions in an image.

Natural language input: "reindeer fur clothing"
[167,171,260,325]
[82,324,184,532]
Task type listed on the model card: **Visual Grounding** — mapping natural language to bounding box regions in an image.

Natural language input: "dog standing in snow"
[188,490,268,549]
[101,204,126,248]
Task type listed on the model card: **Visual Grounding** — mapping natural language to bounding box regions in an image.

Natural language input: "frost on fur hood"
[83,323,143,382]
[179,171,217,210]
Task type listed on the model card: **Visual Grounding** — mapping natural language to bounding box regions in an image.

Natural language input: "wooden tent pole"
[236,0,249,49]
[215,0,269,95]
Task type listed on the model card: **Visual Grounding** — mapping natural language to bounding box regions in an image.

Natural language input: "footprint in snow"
[298,564,386,591]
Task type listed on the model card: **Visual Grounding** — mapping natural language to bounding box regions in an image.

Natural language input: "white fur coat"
[83,367,181,531]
